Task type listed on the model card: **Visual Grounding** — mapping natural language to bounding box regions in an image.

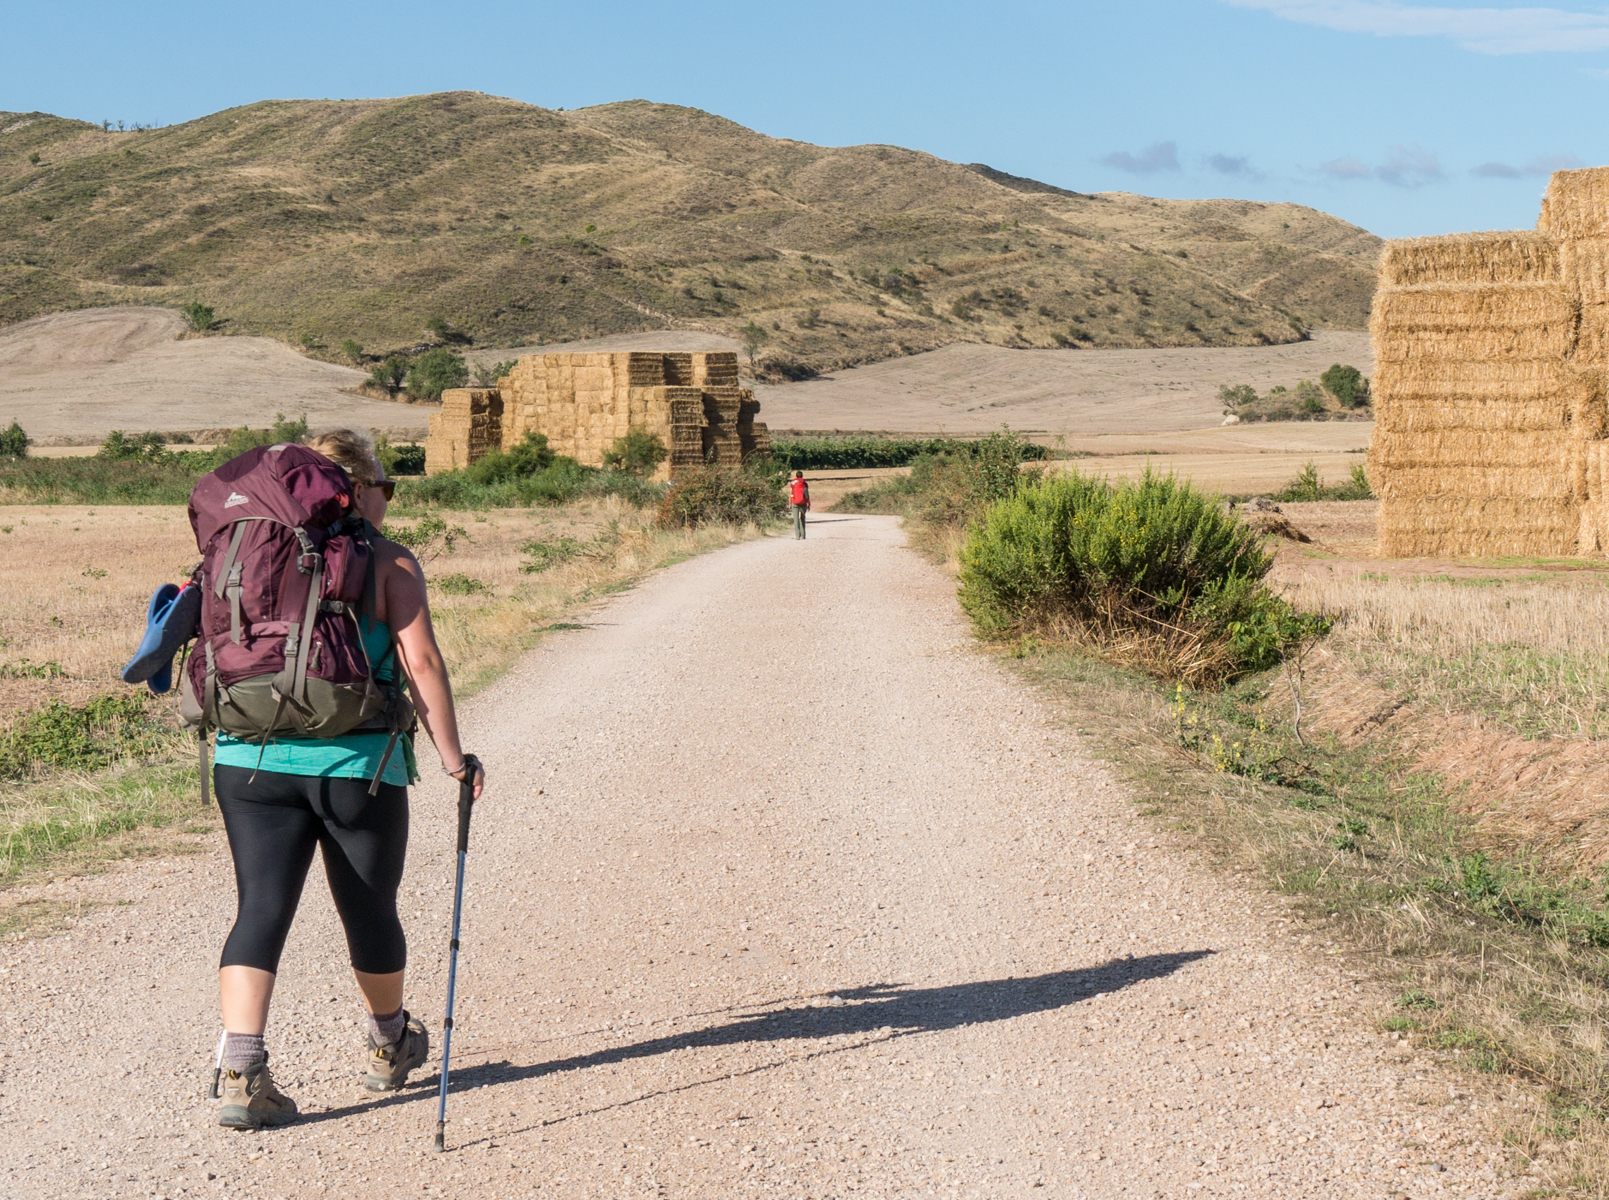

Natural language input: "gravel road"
[1,515,1522,1199]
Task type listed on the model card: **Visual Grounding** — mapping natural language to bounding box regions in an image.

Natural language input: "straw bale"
[1374,358,1568,402]
[741,421,771,460]
[663,353,694,387]
[1559,237,1609,306]
[1378,232,1558,287]
[1370,429,1569,470]
[1371,284,1578,363]
[1577,304,1609,365]
[1540,167,1609,239]
[691,353,740,388]
[1570,369,1608,440]
[1379,498,1579,558]
[1370,464,1573,502]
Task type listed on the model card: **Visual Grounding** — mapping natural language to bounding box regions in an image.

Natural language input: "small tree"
[0,420,29,459]
[180,301,214,333]
[739,320,769,370]
[425,315,452,341]
[340,339,364,364]
[1216,383,1257,412]
[406,348,469,401]
[370,356,410,394]
[472,359,516,388]
[603,429,668,476]
[1320,363,1369,409]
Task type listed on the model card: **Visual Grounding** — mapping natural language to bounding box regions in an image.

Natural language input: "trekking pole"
[208,1030,226,1099]
[433,754,481,1153]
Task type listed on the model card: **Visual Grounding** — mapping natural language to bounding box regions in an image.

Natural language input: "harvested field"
[0,308,432,444]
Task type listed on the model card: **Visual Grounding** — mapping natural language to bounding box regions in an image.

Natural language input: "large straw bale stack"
[1372,165,1609,558]
[1379,232,1559,287]
[425,388,503,474]
[427,351,766,482]
[1540,167,1609,237]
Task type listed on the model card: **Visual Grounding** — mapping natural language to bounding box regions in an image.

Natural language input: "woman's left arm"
[381,543,483,798]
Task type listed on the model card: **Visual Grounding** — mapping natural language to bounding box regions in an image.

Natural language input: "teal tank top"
[213,616,416,787]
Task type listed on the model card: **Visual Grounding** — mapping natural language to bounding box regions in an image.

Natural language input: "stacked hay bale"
[1369,167,1609,557]
[427,351,767,481]
[424,388,503,474]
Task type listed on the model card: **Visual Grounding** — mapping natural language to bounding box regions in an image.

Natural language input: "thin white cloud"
[1221,1,1609,54]
[1318,145,1445,185]
[1319,156,1375,180]
[1473,152,1586,176]
[1100,142,1181,174]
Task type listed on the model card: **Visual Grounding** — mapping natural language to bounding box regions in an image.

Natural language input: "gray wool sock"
[368,1006,405,1048]
[222,1032,267,1073]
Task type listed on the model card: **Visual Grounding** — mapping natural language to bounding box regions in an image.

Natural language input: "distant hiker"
[788,470,810,539]
[187,429,485,1130]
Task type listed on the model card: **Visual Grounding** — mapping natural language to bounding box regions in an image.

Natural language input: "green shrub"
[371,356,410,392]
[602,429,668,476]
[340,338,364,364]
[519,537,584,573]
[1270,460,1374,502]
[434,573,489,595]
[96,430,167,461]
[0,694,169,778]
[406,348,468,400]
[657,467,785,528]
[179,301,214,333]
[959,471,1284,682]
[1321,363,1370,409]
[466,431,554,485]
[0,421,28,459]
[769,435,1051,472]
[386,514,466,562]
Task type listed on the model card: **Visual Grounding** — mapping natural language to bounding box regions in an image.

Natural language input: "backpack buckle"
[293,527,318,575]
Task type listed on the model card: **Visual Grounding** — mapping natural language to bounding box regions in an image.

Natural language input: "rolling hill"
[0,93,1382,374]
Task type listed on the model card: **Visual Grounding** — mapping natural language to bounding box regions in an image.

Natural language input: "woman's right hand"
[449,759,486,801]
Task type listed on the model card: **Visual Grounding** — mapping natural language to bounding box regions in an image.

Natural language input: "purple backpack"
[178,443,412,799]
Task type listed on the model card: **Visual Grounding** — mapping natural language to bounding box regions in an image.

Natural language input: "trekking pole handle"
[456,754,480,853]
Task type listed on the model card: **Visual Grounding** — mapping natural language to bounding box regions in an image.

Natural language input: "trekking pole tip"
[433,1122,445,1153]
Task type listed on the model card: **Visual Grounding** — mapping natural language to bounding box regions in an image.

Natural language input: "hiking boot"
[364,1011,428,1092]
[217,1062,299,1130]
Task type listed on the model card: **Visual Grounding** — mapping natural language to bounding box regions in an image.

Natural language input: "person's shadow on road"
[302,950,1214,1131]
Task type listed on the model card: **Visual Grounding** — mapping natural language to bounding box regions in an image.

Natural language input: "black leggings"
[215,765,409,976]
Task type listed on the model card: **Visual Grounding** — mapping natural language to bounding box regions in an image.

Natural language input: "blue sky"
[6,1,1606,239]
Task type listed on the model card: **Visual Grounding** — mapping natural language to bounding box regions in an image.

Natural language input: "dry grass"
[1280,569,1609,738]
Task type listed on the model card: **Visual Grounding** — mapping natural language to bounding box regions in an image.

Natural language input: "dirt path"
[1,516,1522,1198]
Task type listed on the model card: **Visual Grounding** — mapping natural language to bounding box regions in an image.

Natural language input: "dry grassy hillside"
[0,94,1380,373]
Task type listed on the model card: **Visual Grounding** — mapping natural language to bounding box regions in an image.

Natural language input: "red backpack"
[178,443,412,799]
[789,477,808,506]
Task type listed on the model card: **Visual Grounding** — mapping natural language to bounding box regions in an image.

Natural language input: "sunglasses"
[364,480,396,501]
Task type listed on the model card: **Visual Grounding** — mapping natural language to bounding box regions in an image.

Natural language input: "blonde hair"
[306,429,383,485]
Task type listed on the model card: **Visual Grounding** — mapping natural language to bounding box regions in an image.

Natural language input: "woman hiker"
[788,470,811,539]
[212,429,486,1130]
